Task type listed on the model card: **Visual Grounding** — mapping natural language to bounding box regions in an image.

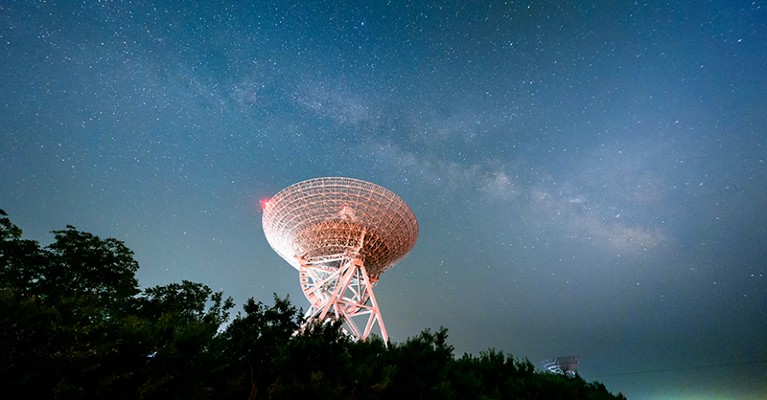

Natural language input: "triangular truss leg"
[299,254,388,343]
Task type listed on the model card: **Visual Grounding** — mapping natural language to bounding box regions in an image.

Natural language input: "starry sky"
[1,1,766,398]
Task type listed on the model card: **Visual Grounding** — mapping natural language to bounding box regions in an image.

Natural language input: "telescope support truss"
[299,252,388,343]
[263,177,418,344]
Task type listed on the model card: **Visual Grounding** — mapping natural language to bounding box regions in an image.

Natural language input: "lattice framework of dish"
[262,177,418,277]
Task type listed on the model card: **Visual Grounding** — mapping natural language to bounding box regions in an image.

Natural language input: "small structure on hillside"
[541,355,581,377]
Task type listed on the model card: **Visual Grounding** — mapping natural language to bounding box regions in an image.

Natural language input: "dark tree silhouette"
[0,213,626,400]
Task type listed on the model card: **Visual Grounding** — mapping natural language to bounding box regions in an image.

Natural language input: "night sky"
[2,1,766,398]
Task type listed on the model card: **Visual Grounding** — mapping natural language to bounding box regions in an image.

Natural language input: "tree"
[383,327,455,400]
[211,295,301,400]
[0,215,234,399]
[135,281,234,400]
[0,213,627,400]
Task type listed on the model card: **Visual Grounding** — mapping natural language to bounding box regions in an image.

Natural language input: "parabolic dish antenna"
[262,177,418,342]
[541,355,581,377]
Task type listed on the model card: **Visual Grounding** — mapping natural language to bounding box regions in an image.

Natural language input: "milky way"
[1,2,765,398]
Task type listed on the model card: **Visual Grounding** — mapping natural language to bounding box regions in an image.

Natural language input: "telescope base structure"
[541,356,580,377]
[262,177,419,344]
[299,252,388,343]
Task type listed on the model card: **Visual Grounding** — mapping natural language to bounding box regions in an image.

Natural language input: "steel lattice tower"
[261,177,418,342]
[541,356,581,377]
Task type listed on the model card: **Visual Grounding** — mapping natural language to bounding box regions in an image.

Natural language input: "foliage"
[0,214,626,399]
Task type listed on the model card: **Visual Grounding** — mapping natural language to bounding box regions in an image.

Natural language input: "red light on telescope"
[260,198,271,210]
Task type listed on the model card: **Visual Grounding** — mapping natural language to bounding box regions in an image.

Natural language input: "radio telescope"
[541,356,580,377]
[261,177,418,342]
